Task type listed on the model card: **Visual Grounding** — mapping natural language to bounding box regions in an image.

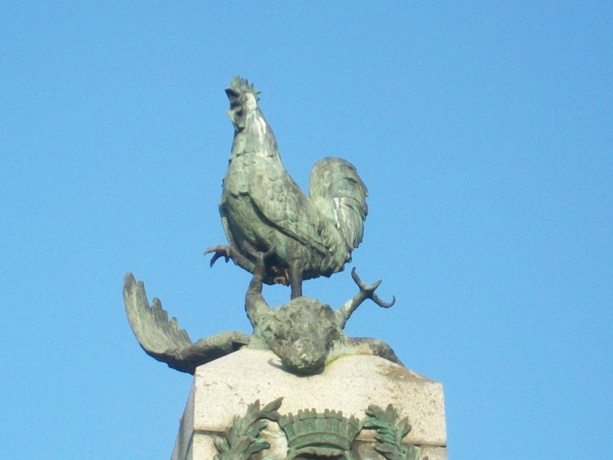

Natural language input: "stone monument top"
[122,77,447,459]
[123,76,399,376]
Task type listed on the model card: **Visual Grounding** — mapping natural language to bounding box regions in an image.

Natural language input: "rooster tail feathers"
[310,157,368,249]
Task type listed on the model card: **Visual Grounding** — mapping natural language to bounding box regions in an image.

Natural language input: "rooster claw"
[205,244,256,274]
[204,245,232,267]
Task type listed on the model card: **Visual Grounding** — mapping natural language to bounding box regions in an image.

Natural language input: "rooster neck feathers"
[226,77,278,160]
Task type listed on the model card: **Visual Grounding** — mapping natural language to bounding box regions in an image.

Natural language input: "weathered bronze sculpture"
[206,77,368,299]
[123,77,399,376]
[123,263,398,375]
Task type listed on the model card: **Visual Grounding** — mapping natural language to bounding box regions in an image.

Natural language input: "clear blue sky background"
[1,2,611,459]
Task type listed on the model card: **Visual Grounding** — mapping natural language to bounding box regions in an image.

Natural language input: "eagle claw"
[351,267,396,308]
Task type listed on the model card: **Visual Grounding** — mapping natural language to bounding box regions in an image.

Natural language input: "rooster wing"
[243,154,329,256]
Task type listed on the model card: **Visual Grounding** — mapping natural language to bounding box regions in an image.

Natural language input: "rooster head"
[225,76,260,131]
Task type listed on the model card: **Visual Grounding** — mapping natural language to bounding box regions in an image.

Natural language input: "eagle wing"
[123,272,249,374]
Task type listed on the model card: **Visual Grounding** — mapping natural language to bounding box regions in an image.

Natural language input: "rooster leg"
[245,250,271,329]
[289,266,303,299]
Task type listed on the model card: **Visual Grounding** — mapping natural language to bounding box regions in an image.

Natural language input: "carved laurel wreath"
[214,398,418,460]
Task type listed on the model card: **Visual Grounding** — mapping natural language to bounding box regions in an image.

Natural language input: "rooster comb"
[228,76,260,101]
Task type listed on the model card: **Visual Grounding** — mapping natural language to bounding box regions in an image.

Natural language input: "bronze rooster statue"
[206,77,368,299]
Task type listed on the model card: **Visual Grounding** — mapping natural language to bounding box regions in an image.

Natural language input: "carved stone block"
[171,348,446,459]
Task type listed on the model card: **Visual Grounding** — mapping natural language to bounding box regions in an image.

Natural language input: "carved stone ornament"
[214,399,418,460]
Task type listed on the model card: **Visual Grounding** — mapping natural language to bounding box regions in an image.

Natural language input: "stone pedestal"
[171,348,447,459]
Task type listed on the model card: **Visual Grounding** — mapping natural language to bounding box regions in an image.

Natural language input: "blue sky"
[1,2,611,459]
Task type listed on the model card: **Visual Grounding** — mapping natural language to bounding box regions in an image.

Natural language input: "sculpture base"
[171,348,447,460]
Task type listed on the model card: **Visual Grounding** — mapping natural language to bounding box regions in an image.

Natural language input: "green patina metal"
[123,77,399,376]
[214,399,418,460]
[363,405,419,460]
[207,76,368,300]
[278,409,362,460]
[123,265,399,375]
[214,398,282,460]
